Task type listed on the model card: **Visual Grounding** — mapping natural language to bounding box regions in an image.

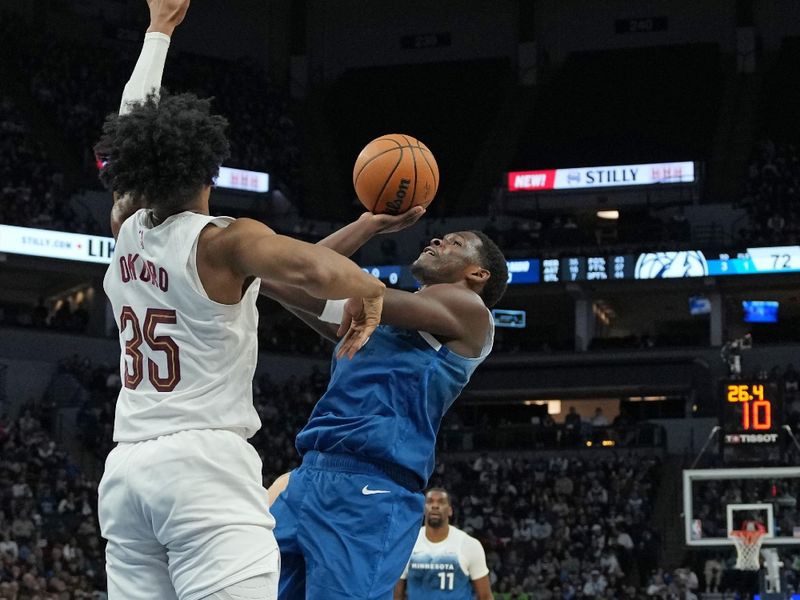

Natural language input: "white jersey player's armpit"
[119,32,171,115]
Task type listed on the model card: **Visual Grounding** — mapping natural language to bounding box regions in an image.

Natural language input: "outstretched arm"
[110,0,190,237]
[263,282,489,357]
[318,207,425,257]
[259,208,425,338]
[205,218,385,358]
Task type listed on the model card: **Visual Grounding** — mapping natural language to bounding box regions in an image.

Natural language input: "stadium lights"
[586,440,616,447]
[522,399,562,414]
[597,210,620,220]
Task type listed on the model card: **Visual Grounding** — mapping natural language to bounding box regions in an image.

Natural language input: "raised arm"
[110,0,190,237]
[258,208,425,339]
[318,207,425,257]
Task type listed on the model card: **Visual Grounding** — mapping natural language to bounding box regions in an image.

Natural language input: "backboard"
[683,467,800,546]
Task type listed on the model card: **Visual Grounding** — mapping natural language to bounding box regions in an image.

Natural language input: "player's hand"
[336,295,384,359]
[357,206,426,235]
[146,0,190,35]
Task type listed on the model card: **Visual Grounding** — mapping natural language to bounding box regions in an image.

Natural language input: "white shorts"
[99,429,279,600]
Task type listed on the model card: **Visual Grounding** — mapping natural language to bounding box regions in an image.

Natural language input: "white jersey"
[401,526,489,598]
[103,209,261,442]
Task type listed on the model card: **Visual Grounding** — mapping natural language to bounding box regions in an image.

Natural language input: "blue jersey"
[403,526,489,600]
[295,321,491,486]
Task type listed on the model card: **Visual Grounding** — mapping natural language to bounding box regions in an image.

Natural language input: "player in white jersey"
[95,2,386,599]
[395,489,493,600]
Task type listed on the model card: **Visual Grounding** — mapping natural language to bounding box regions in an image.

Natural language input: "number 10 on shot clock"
[720,381,782,446]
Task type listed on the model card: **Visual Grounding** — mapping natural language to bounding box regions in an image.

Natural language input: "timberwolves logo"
[634,251,709,279]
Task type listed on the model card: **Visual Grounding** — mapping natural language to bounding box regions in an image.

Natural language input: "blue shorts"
[271,451,424,600]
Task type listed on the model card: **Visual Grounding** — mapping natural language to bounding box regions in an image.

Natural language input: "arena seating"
[0,408,106,598]
[737,139,800,247]
[0,95,91,234]
[0,11,300,235]
[512,44,723,170]
[0,358,777,597]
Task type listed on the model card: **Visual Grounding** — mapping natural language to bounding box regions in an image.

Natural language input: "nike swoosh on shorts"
[362,485,391,495]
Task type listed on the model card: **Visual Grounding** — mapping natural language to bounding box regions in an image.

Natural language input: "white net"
[730,530,766,571]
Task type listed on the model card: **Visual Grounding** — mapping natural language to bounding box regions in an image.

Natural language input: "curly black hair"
[94,90,230,213]
[469,230,508,308]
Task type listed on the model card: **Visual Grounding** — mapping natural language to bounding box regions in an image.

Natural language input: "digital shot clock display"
[721,382,782,446]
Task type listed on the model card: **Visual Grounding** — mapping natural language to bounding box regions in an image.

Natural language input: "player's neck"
[425,523,450,543]
[151,194,210,225]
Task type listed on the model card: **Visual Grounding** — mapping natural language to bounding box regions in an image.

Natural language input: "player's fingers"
[405,206,425,224]
[339,326,370,359]
[348,333,368,359]
[336,328,358,359]
[336,312,354,338]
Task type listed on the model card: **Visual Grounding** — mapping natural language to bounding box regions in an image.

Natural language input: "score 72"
[746,246,800,272]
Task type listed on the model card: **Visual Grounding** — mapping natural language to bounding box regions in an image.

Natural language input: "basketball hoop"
[730,522,767,571]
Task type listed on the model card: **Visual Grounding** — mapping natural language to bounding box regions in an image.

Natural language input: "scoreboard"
[720,381,783,463]
[542,255,635,282]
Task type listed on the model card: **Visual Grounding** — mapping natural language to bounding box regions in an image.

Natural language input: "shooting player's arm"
[258,208,424,338]
[318,208,425,257]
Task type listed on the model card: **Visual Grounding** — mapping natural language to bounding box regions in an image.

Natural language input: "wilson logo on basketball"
[385,178,411,215]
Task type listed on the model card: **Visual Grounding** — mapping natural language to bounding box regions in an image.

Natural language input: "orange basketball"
[352,134,439,215]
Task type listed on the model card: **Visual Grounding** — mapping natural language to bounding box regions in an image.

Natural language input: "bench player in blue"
[259,210,508,599]
[395,488,493,600]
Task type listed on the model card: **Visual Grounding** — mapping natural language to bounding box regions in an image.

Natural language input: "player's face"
[410,231,483,284]
[424,491,453,528]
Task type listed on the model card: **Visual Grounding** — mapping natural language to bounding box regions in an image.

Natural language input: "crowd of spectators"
[0,9,301,236]
[0,95,90,234]
[428,453,664,599]
[738,140,800,246]
[0,359,798,597]
[692,476,800,540]
[0,407,106,599]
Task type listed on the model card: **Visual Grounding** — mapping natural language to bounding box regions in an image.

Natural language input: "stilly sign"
[508,161,695,192]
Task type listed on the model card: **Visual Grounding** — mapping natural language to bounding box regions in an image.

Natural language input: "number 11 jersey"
[401,526,489,599]
[103,209,261,442]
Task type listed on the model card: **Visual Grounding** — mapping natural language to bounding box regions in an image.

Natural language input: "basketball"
[352,133,439,215]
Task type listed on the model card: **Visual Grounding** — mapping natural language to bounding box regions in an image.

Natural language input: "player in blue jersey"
[395,488,493,600]
[259,208,508,600]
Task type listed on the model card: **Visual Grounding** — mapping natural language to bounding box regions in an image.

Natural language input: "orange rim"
[730,529,766,546]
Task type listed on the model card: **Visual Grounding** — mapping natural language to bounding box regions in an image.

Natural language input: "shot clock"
[720,380,783,464]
